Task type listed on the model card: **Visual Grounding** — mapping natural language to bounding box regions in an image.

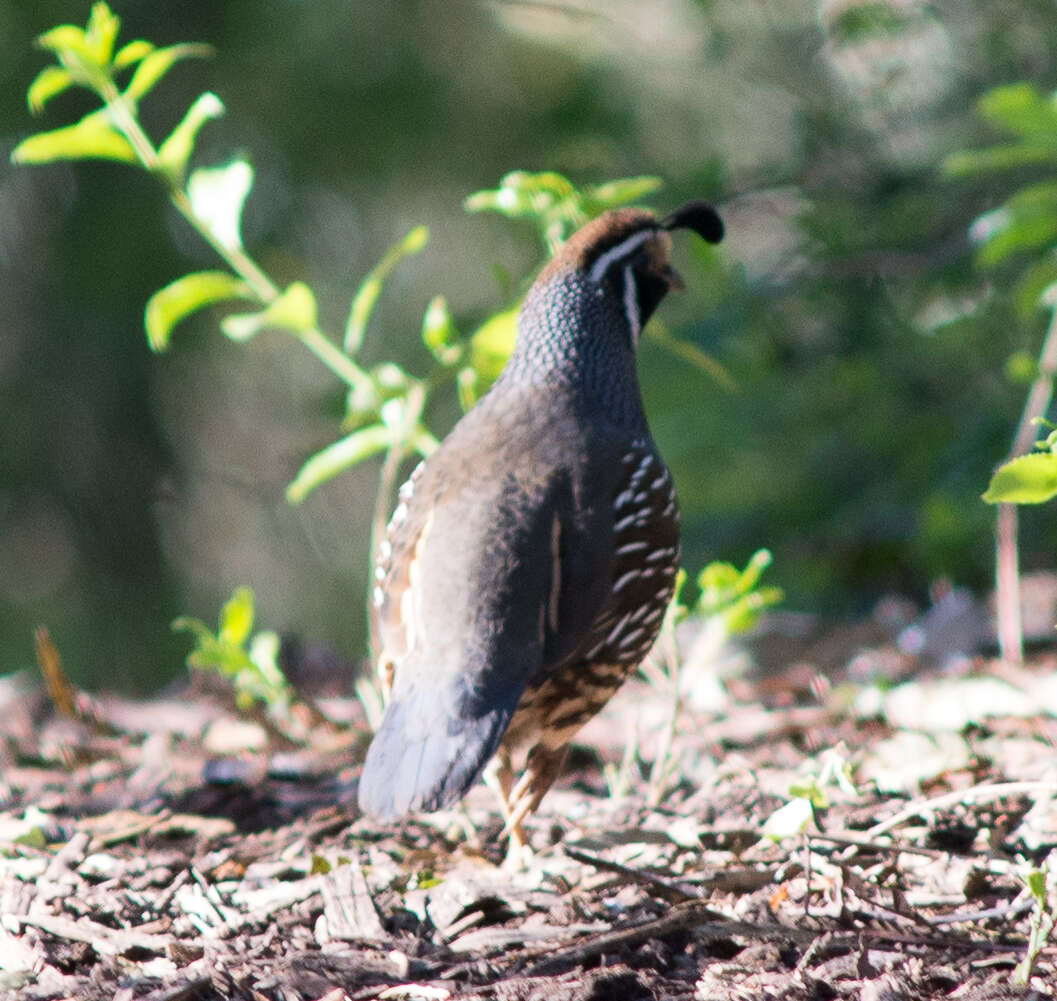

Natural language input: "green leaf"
[421,295,460,364]
[469,303,519,387]
[220,281,319,344]
[9,809,48,849]
[187,158,253,251]
[186,638,253,677]
[696,549,781,633]
[1005,350,1039,384]
[511,170,576,200]
[170,615,214,645]
[583,176,663,212]
[286,424,392,503]
[11,112,136,165]
[248,630,283,686]
[412,873,444,891]
[464,185,536,218]
[465,170,575,218]
[788,778,828,809]
[1013,255,1057,317]
[144,270,253,351]
[1024,866,1048,901]
[975,211,1057,268]
[371,362,411,395]
[218,586,255,647]
[85,2,121,66]
[738,548,774,592]
[113,39,154,69]
[219,311,266,342]
[344,226,429,354]
[36,25,91,59]
[464,170,664,251]
[943,144,1057,178]
[124,43,213,101]
[698,560,739,600]
[827,1,912,44]
[268,281,318,331]
[379,396,409,435]
[977,83,1057,139]
[158,92,225,181]
[27,66,75,114]
[466,170,620,250]
[1007,179,1057,212]
[983,452,1057,504]
[724,587,784,634]
[762,797,815,841]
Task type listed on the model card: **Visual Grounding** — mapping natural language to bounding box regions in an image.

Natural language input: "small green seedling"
[619,551,783,804]
[1014,861,1055,986]
[173,586,290,714]
[983,419,1057,505]
[763,747,857,842]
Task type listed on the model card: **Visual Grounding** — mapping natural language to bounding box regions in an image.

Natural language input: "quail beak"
[664,263,685,292]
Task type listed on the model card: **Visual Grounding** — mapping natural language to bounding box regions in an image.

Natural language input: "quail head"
[358,201,723,852]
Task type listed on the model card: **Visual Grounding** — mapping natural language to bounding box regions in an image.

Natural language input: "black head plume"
[661,200,724,244]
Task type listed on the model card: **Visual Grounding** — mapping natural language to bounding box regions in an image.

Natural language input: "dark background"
[1,0,1052,689]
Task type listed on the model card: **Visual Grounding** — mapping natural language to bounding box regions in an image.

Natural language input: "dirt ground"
[2,596,1057,1001]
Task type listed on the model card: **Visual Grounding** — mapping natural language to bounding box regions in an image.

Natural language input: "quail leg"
[483,749,528,866]
[499,743,568,867]
[483,749,515,823]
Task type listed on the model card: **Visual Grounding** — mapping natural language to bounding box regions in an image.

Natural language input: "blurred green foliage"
[4,0,1057,689]
[696,549,784,635]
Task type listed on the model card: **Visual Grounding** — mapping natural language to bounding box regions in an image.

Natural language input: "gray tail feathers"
[357,690,515,821]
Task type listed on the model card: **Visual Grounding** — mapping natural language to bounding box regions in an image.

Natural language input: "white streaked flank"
[548,513,562,634]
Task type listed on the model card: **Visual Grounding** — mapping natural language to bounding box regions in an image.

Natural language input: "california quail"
[358,201,724,852]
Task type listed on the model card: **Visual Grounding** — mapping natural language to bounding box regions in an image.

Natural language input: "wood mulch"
[2,608,1057,1000]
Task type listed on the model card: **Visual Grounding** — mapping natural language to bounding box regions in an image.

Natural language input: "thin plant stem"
[996,504,1022,665]
[995,304,1057,665]
[647,611,683,805]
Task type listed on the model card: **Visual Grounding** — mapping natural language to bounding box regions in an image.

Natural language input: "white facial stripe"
[587,229,655,284]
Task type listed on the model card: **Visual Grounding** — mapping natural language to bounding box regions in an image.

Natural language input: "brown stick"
[34,625,76,719]
[562,845,702,902]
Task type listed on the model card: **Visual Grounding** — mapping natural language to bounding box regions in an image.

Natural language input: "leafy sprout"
[983,420,1057,505]
[465,170,664,254]
[631,551,782,804]
[1014,862,1056,985]
[172,587,290,713]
